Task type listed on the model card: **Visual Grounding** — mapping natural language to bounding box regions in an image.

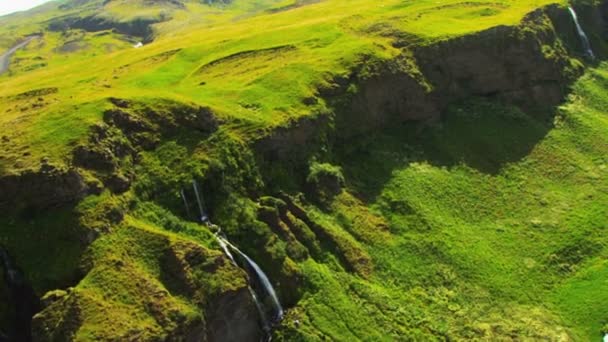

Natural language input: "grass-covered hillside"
[0,0,607,341]
[0,0,575,173]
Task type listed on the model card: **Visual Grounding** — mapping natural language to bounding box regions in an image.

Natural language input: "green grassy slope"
[1,0,607,340]
[0,0,565,174]
[273,61,608,341]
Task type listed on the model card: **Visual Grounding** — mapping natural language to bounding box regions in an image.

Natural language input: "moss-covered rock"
[32,219,262,342]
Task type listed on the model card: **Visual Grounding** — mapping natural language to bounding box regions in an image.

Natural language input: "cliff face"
[328,6,582,140]
[256,4,589,166]
[31,233,262,342]
[0,2,606,341]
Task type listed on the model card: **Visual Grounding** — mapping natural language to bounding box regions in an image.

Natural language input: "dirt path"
[0,35,40,75]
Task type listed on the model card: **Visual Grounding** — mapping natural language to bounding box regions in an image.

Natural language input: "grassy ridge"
[0,0,565,174]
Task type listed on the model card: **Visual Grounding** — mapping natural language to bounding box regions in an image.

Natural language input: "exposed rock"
[257,197,309,262]
[206,288,261,342]
[0,168,90,211]
[33,239,262,341]
[415,9,579,111]
[324,6,584,141]
[71,98,219,195]
[278,194,373,278]
[161,242,262,342]
[105,173,131,193]
[254,115,329,163]
[49,16,160,41]
[0,247,40,342]
[173,106,219,134]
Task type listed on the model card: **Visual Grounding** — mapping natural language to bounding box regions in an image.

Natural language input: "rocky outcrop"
[72,98,219,194]
[259,194,372,280]
[329,6,582,140]
[161,242,261,342]
[0,167,91,212]
[206,289,261,342]
[415,9,578,110]
[48,15,160,41]
[254,114,329,162]
[33,238,262,342]
[254,5,586,168]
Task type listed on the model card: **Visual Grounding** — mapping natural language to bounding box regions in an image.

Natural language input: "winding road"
[0,35,40,75]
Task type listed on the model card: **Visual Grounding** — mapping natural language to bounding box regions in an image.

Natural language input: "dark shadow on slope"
[0,204,93,342]
[0,247,40,342]
[335,98,554,201]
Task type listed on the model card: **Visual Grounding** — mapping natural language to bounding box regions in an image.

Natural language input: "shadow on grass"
[335,98,555,201]
[0,203,87,342]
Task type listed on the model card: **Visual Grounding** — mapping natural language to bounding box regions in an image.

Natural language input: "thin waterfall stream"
[180,189,191,219]
[184,181,284,336]
[216,235,285,321]
[568,6,596,60]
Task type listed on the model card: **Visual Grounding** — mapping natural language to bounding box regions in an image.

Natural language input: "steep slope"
[0,0,607,340]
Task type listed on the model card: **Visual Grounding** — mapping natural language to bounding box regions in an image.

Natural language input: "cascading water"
[180,189,191,219]
[216,233,272,332]
[192,180,208,223]
[216,236,285,321]
[183,181,284,335]
[216,234,237,264]
[568,6,596,60]
[248,285,271,333]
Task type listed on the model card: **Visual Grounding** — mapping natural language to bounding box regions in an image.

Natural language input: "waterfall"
[180,181,284,332]
[215,234,274,333]
[216,234,236,265]
[180,189,191,219]
[568,6,596,60]
[191,180,208,223]
[216,236,284,321]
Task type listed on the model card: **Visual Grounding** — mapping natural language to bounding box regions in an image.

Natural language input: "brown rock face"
[160,242,263,342]
[415,9,577,110]
[328,6,582,140]
[32,240,263,342]
[0,168,90,211]
[206,289,261,342]
[256,6,585,165]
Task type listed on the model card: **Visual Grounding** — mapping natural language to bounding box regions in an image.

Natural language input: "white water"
[568,7,596,60]
[216,234,236,265]
[180,189,191,218]
[215,235,274,333]
[182,180,283,330]
[191,180,208,223]
[217,236,284,321]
